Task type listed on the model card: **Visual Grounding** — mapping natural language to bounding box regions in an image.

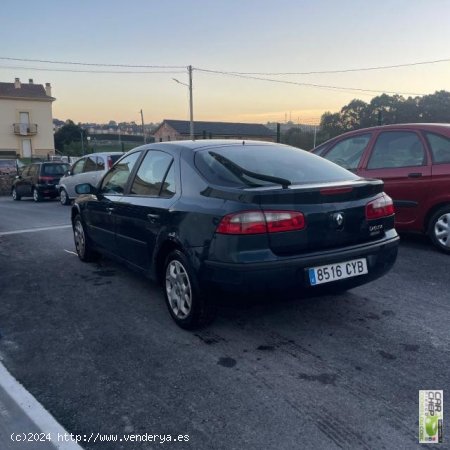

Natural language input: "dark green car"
[71,140,399,329]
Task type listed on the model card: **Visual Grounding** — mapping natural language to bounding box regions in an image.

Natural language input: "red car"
[313,124,450,253]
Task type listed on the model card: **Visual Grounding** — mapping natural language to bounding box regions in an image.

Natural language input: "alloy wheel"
[434,213,450,248]
[60,189,68,205]
[74,220,86,258]
[165,260,192,319]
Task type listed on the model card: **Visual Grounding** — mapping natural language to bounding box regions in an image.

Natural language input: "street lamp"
[173,65,194,140]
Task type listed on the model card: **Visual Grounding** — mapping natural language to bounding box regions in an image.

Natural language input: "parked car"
[71,140,399,329]
[57,152,123,205]
[11,162,70,201]
[0,159,18,176]
[312,124,450,253]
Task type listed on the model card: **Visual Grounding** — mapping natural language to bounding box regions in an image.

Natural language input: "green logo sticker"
[419,390,443,443]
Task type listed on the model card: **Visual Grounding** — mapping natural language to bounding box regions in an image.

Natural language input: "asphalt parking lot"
[0,196,449,450]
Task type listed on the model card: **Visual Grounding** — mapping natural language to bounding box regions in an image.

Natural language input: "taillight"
[216,210,306,235]
[107,157,113,169]
[365,193,394,220]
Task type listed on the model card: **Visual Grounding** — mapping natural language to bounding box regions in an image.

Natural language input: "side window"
[96,156,105,171]
[100,151,141,195]
[368,131,426,169]
[130,151,174,197]
[425,132,450,164]
[72,159,85,175]
[324,134,371,170]
[84,156,98,172]
[29,165,39,176]
[161,164,175,197]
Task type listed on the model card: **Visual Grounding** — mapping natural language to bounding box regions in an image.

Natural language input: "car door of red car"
[359,130,432,230]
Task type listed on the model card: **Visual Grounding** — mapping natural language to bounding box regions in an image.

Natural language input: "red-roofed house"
[0,78,56,158]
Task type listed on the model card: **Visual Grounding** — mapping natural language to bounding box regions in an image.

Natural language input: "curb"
[0,363,83,450]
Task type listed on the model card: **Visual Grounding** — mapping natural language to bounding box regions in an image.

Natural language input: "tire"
[60,188,71,205]
[32,187,42,202]
[12,188,21,201]
[428,206,450,254]
[163,250,215,329]
[73,214,99,262]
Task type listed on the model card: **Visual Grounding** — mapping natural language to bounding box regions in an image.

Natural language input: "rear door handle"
[147,213,160,222]
[106,207,115,213]
[408,172,422,178]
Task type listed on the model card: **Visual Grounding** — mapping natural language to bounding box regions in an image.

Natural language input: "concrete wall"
[0,98,55,157]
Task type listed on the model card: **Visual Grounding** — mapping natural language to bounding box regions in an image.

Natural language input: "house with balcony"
[0,78,55,159]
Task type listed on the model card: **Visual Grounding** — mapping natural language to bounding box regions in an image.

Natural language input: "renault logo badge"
[332,212,344,229]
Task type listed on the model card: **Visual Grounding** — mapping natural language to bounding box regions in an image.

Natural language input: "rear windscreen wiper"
[208,152,291,189]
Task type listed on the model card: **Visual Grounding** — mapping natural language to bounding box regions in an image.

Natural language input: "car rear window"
[42,164,70,175]
[195,144,358,188]
[110,155,122,164]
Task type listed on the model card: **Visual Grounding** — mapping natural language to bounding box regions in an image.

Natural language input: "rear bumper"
[201,234,399,293]
[36,184,58,197]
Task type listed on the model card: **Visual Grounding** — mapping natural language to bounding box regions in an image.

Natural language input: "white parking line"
[63,250,78,256]
[0,363,83,449]
[0,225,71,237]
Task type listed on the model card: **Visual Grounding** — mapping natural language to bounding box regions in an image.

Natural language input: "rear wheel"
[32,188,42,202]
[60,188,70,205]
[163,250,215,329]
[428,206,450,254]
[73,214,99,262]
[12,188,21,201]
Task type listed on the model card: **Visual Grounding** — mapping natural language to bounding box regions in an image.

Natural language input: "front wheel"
[163,250,215,329]
[60,188,71,205]
[73,215,99,262]
[12,188,21,201]
[428,206,450,254]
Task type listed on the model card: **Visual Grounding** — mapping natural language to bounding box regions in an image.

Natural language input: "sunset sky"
[1,0,449,125]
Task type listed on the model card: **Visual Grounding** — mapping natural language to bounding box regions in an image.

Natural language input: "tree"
[419,91,450,122]
[54,120,84,154]
[318,90,450,140]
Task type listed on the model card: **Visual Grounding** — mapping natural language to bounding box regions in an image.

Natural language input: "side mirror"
[75,183,97,195]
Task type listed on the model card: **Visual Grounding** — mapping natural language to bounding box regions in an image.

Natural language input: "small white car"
[57,152,123,205]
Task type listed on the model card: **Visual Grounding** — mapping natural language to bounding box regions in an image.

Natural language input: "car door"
[25,164,39,196]
[114,150,178,269]
[82,155,103,187]
[15,165,32,196]
[64,158,86,198]
[359,130,432,227]
[84,151,143,254]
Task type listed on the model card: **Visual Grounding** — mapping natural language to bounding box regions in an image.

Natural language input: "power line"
[0,65,186,74]
[0,56,185,69]
[2,55,449,74]
[197,57,450,76]
[194,68,426,96]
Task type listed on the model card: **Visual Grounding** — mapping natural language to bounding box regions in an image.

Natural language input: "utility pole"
[140,109,146,144]
[80,129,85,155]
[188,65,194,140]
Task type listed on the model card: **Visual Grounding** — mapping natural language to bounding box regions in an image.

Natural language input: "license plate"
[308,258,368,286]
